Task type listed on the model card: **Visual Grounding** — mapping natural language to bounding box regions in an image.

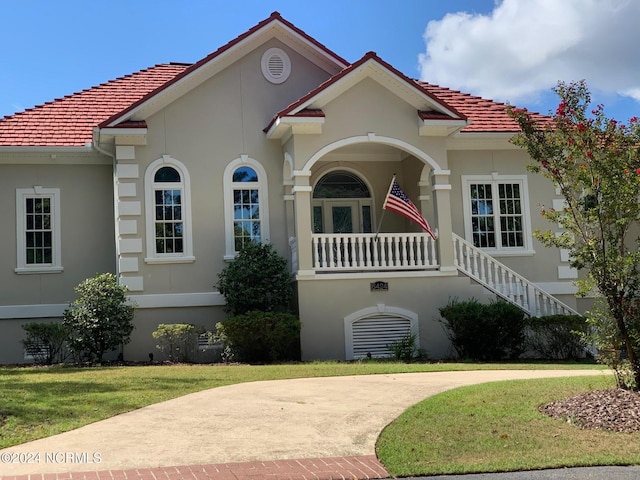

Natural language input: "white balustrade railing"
[452,233,579,317]
[311,233,439,271]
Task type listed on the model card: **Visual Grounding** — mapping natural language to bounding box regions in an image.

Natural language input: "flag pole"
[374,175,396,241]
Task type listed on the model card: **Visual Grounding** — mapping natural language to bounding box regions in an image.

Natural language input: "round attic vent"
[261,48,291,84]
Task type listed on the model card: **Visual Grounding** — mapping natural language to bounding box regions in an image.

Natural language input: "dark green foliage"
[439,298,526,361]
[216,311,301,363]
[217,242,293,316]
[63,273,135,362]
[21,322,69,364]
[527,315,589,360]
[152,323,206,363]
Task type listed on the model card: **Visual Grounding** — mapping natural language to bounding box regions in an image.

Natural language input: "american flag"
[383,177,437,240]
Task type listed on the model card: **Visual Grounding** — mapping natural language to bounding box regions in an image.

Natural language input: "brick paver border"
[0,455,389,480]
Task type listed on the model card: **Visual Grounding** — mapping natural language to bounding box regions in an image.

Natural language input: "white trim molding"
[144,155,194,264]
[344,304,419,360]
[0,303,67,319]
[222,156,270,259]
[128,292,226,308]
[15,187,63,274]
[461,174,534,255]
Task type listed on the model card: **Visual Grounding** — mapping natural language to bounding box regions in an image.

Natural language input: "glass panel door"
[332,205,354,233]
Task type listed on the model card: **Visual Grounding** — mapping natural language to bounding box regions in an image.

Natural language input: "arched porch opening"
[289,135,451,274]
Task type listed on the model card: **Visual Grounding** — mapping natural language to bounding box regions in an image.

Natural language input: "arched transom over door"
[312,170,373,234]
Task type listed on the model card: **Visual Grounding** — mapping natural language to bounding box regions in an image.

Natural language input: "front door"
[313,200,372,234]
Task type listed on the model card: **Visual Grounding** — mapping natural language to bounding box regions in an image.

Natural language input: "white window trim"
[144,156,194,264]
[15,187,63,274]
[461,174,535,256]
[223,156,270,260]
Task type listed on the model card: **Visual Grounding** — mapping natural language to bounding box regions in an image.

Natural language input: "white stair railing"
[452,233,579,317]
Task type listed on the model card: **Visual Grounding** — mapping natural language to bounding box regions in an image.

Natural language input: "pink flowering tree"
[509,80,640,390]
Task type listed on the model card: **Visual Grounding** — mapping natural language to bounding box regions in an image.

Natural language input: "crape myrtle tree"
[509,80,640,390]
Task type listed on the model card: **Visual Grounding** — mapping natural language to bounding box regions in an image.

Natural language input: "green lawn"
[0,361,607,465]
[376,375,640,476]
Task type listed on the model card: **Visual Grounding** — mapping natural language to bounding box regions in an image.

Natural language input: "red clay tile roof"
[0,63,189,147]
[417,81,550,132]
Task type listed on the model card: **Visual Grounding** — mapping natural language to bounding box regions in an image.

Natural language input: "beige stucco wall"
[297,273,488,361]
[122,39,335,295]
[124,306,227,362]
[448,148,569,285]
[287,78,449,173]
[0,161,115,306]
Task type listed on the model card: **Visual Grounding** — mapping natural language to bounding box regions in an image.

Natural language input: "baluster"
[393,236,400,267]
[452,237,459,266]
[329,237,335,268]
[472,250,480,277]
[409,235,415,266]
[361,236,369,268]
[429,236,437,266]
[478,253,487,283]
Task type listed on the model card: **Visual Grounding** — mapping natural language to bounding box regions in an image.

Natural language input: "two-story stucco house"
[0,12,580,364]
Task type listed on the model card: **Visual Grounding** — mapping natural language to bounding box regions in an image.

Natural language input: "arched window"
[223,157,269,259]
[145,156,194,263]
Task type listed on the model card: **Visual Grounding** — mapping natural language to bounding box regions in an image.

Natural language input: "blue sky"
[1,0,639,122]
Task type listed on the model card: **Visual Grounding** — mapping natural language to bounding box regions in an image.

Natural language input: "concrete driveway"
[0,369,610,476]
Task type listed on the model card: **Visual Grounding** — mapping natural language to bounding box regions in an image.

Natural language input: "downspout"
[92,127,120,280]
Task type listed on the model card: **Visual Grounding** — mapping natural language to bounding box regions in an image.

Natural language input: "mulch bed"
[541,388,640,433]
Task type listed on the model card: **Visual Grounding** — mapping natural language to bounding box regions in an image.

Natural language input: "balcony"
[310,232,439,272]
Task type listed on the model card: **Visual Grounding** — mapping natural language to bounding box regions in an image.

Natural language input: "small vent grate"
[261,48,291,84]
[352,315,411,359]
[268,55,285,78]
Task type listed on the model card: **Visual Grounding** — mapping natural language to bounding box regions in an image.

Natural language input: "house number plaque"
[370,281,389,291]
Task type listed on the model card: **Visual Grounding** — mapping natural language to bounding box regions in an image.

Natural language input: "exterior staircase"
[452,233,579,317]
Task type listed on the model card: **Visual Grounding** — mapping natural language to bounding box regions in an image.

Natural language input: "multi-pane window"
[144,157,193,263]
[153,167,184,255]
[16,187,62,273]
[223,157,269,259]
[25,197,53,264]
[464,176,530,252]
[232,166,261,251]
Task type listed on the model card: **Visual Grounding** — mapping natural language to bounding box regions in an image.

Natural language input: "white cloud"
[419,0,640,105]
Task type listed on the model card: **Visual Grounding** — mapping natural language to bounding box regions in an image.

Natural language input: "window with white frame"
[462,175,533,254]
[15,187,63,273]
[144,156,194,263]
[223,157,269,259]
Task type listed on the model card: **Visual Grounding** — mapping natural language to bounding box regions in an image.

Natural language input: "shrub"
[217,242,293,315]
[63,273,135,362]
[439,298,526,361]
[387,334,420,363]
[21,322,69,364]
[152,323,206,363]
[526,314,589,360]
[216,311,300,363]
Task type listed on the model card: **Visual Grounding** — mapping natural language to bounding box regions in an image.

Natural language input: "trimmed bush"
[21,322,69,364]
[217,242,293,316]
[216,311,300,363]
[152,323,207,363]
[526,314,589,360]
[439,298,526,361]
[63,273,135,362]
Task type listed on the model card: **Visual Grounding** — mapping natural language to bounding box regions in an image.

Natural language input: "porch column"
[292,171,315,276]
[431,170,455,271]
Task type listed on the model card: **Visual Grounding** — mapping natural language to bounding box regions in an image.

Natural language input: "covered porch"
[284,135,455,277]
